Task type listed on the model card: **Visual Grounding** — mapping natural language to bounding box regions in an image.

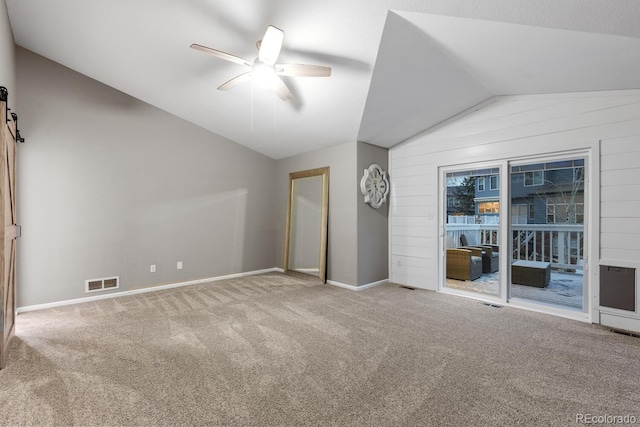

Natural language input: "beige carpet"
[1,272,639,426]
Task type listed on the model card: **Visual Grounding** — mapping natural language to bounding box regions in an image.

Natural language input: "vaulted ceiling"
[6,0,640,159]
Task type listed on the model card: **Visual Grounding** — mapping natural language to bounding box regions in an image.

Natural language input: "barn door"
[0,90,18,369]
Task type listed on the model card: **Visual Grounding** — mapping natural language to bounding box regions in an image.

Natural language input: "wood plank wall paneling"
[391,96,640,161]
[600,134,640,262]
[389,92,640,289]
[599,185,640,202]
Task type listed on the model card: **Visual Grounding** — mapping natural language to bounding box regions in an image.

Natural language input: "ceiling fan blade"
[272,76,293,101]
[276,63,332,77]
[190,44,253,67]
[258,26,283,66]
[217,72,253,91]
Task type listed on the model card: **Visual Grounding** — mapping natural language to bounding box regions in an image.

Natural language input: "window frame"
[489,175,499,190]
[524,170,544,186]
[478,177,486,192]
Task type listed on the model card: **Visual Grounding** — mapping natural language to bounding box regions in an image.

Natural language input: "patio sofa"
[460,234,499,273]
[446,248,483,281]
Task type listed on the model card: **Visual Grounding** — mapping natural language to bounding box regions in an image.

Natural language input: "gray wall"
[16,48,277,307]
[0,0,15,97]
[275,141,391,287]
[276,142,358,285]
[356,142,389,285]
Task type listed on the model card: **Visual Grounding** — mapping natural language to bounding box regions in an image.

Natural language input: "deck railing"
[446,222,584,272]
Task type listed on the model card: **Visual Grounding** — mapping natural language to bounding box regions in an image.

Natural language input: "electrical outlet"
[177,261,183,270]
[150,264,156,273]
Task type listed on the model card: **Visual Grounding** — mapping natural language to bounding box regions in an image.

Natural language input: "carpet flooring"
[1,272,639,426]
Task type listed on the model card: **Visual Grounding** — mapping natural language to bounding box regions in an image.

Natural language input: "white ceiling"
[6,0,640,159]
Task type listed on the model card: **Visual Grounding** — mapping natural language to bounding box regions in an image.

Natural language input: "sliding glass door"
[508,158,586,312]
[441,154,588,315]
[443,166,501,297]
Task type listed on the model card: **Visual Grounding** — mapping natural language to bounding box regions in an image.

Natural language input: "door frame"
[438,160,508,304]
[505,151,591,319]
[0,93,18,369]
[438,148,596,323]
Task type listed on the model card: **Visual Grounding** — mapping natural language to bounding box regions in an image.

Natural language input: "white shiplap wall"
[389,90,640,306]
[600,136,640,264]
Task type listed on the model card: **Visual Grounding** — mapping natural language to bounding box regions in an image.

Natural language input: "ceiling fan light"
[252,64,278,89]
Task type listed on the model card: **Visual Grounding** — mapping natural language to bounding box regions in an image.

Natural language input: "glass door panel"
[508,159,586,311]
[444,167,501,296]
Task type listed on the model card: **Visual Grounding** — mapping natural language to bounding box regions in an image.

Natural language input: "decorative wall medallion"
[360,163,389,208]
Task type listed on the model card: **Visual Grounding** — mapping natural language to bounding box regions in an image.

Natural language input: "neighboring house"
[474,174,500,220]
[471,160,585,224]
[445,185,463,217]
[509,159,584,225]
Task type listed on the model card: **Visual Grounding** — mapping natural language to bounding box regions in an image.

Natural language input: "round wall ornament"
[360,163,389,208]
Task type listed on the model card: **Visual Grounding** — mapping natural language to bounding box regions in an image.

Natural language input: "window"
[547,202,584,223]
[574,167,584,182]
[576,204,584,224]
[546,204,556,223]
[546,196,585,224]
[489,175,499,190]
[528,203,535,220]
[512,204,527,224]
[478,177,486,191]
[524,170,544,186]
[478,201,499,214]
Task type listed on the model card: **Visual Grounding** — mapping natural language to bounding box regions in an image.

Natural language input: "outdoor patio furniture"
[446,248,483,281]
[460,234,499,273]
[511,260,551,288]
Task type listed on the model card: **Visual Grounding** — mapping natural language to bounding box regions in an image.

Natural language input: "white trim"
[600,312,640,334]
[477,176,486,192]
[392,90,640,153]
[507,298,590,323]
[439,287,591,323]
[392,97,498,151]
[17,268,281,313]
[437,148,595,322]
[489,175,499,191]
[494,89,640,101]
[388,148,394,284]
[327,279,388,291]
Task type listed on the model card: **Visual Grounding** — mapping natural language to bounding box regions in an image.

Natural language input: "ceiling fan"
[191,25,331,101]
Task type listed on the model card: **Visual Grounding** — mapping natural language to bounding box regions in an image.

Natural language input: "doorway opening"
[441,154,588,315]
[443,166,501,297]
[508,158,586,311]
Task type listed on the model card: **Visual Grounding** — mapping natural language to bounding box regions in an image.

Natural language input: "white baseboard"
[600,312,640,334]
[17,268,281,313]
[327,278,388,292]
